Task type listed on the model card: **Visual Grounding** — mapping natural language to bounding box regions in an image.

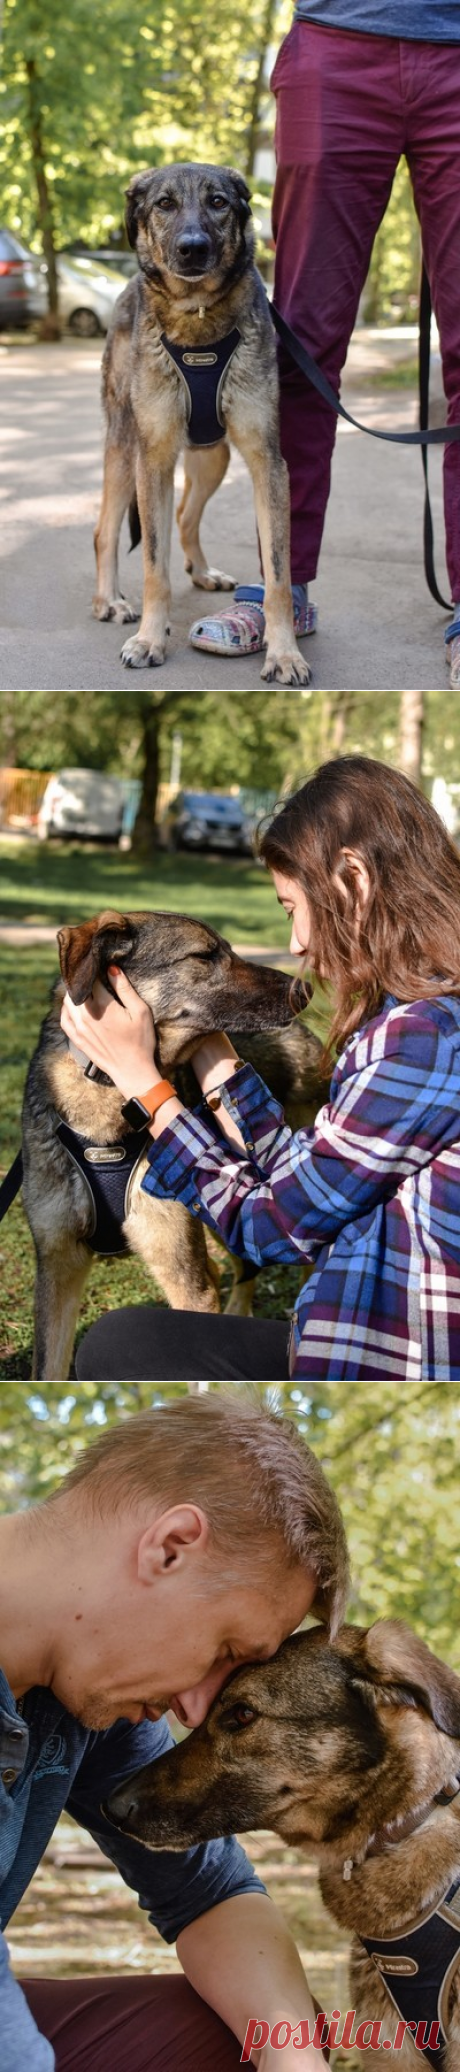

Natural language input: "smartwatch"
[121,1080,176,1129]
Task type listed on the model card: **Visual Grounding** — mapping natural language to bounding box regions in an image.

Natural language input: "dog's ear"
[229,170,252,223]
[125,169,156,250]
[57,911,135,1004]
[341,1621,460,1740]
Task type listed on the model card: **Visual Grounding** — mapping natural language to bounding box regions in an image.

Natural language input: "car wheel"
[68,306,101,338]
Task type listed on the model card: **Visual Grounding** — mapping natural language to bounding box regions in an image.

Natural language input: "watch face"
[122,1097,149,1128]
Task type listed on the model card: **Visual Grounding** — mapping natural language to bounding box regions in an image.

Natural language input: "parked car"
[166,791,251,852]
[38,769,127,841]
[62,247,138,280]
[56,257,128,336]
[0,230,47,329]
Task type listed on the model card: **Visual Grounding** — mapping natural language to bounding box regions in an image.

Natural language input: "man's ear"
[125,169,156,249]
[340,1621,460,1740]
[57,911,135,1003]
[230,170,252,223]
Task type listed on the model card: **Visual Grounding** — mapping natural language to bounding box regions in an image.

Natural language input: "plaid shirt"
[142,994,460,1380]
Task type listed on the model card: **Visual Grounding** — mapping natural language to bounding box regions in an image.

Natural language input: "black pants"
[75,1307,290,1380]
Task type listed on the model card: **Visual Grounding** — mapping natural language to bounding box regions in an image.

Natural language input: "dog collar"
[160,326,241,445]
[342,1779,460,1881]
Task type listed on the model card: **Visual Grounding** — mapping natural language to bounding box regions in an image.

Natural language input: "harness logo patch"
[183,352,218,365]
[35,1731,69,1780]
[84,1146,127,1164]
[371,1955,419,1976]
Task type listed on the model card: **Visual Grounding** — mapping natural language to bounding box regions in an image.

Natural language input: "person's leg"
[75,1306,290,1380]
[22,1973,243,2071]
[405,39,460,683]
[272,22,403,583]
[190,24,402,655]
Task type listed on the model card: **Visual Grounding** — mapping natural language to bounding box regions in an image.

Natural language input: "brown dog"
[93,162,310,686]
[106,1621,460,2068]
[21,908,316,1380]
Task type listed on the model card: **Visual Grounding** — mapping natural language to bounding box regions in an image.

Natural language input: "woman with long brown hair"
[62,756,460,1382]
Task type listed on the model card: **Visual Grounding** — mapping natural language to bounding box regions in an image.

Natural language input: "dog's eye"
[210,195,227,211]
[156,195,176,211]
[224,1704,257,1731]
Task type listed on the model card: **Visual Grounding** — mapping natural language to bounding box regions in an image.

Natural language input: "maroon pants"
[22,1975,243,2071]
[271,25,460,591]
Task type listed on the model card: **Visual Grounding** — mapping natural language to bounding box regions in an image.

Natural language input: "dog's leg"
[121,445,177,668]
[231,418,311,686]
[32,1243,92,1381]
[125,1194,221,1311]
[93,431,139,626]
[176,444,235,590]
[224,1257,257,1318]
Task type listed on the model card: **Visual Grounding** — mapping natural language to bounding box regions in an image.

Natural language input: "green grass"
[0,846,329,1378]
[0,839,287,941]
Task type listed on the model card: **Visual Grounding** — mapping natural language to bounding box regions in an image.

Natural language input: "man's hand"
[60,966,160,1099]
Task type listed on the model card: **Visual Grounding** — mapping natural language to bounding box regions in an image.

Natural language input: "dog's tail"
[0,1149,23,1223]
[128,494,141,553]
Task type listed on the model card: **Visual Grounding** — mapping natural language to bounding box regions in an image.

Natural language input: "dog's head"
[125,162,253,292]
[57,908,310,1071]
[104,1621,460,1862]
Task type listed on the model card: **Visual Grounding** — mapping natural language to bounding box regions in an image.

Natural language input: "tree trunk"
[244,0,278,182]
[398,689,424,787]
[131,697,161,854]
[25,59,61,333]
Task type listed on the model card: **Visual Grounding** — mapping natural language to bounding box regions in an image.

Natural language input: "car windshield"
[181,793,241,816]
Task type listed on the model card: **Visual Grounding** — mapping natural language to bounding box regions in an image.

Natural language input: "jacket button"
[1,1769,17,1787]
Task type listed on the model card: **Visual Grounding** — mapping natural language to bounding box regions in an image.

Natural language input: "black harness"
[360,1875,460,2065]
[55,1118,150,1256]
[160,326,241,445]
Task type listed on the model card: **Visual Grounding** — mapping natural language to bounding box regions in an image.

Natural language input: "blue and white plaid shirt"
[142,994,460,1380]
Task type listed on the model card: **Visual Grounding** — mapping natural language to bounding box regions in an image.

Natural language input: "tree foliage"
[1,1383,459,1670]
[1,0,288,262]
[2,691,460,811]
[2,0,421,322]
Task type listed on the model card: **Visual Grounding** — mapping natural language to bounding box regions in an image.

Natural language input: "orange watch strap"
[139,1079,177,1117]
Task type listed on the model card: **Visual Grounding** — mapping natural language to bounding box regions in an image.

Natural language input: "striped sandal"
[189,582,317,657]
[445,618,460,688]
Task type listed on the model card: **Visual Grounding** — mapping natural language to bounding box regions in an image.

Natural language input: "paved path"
[0,333,450,691]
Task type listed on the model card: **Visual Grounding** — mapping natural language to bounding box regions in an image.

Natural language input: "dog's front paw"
[121,633,168,669]
[190,566,236,592]
[261,646,312,687]
[93,594,139,625]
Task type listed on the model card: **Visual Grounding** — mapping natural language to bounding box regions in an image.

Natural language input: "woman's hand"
[60,966,161,1099]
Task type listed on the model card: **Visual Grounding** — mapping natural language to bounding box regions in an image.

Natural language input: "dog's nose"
[176,231,211,268]
[104,1785,140,1827]
[290,977,313,1013]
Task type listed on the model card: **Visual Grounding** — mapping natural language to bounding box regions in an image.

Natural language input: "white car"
[38,769,128,840]
[56,257,128,336]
